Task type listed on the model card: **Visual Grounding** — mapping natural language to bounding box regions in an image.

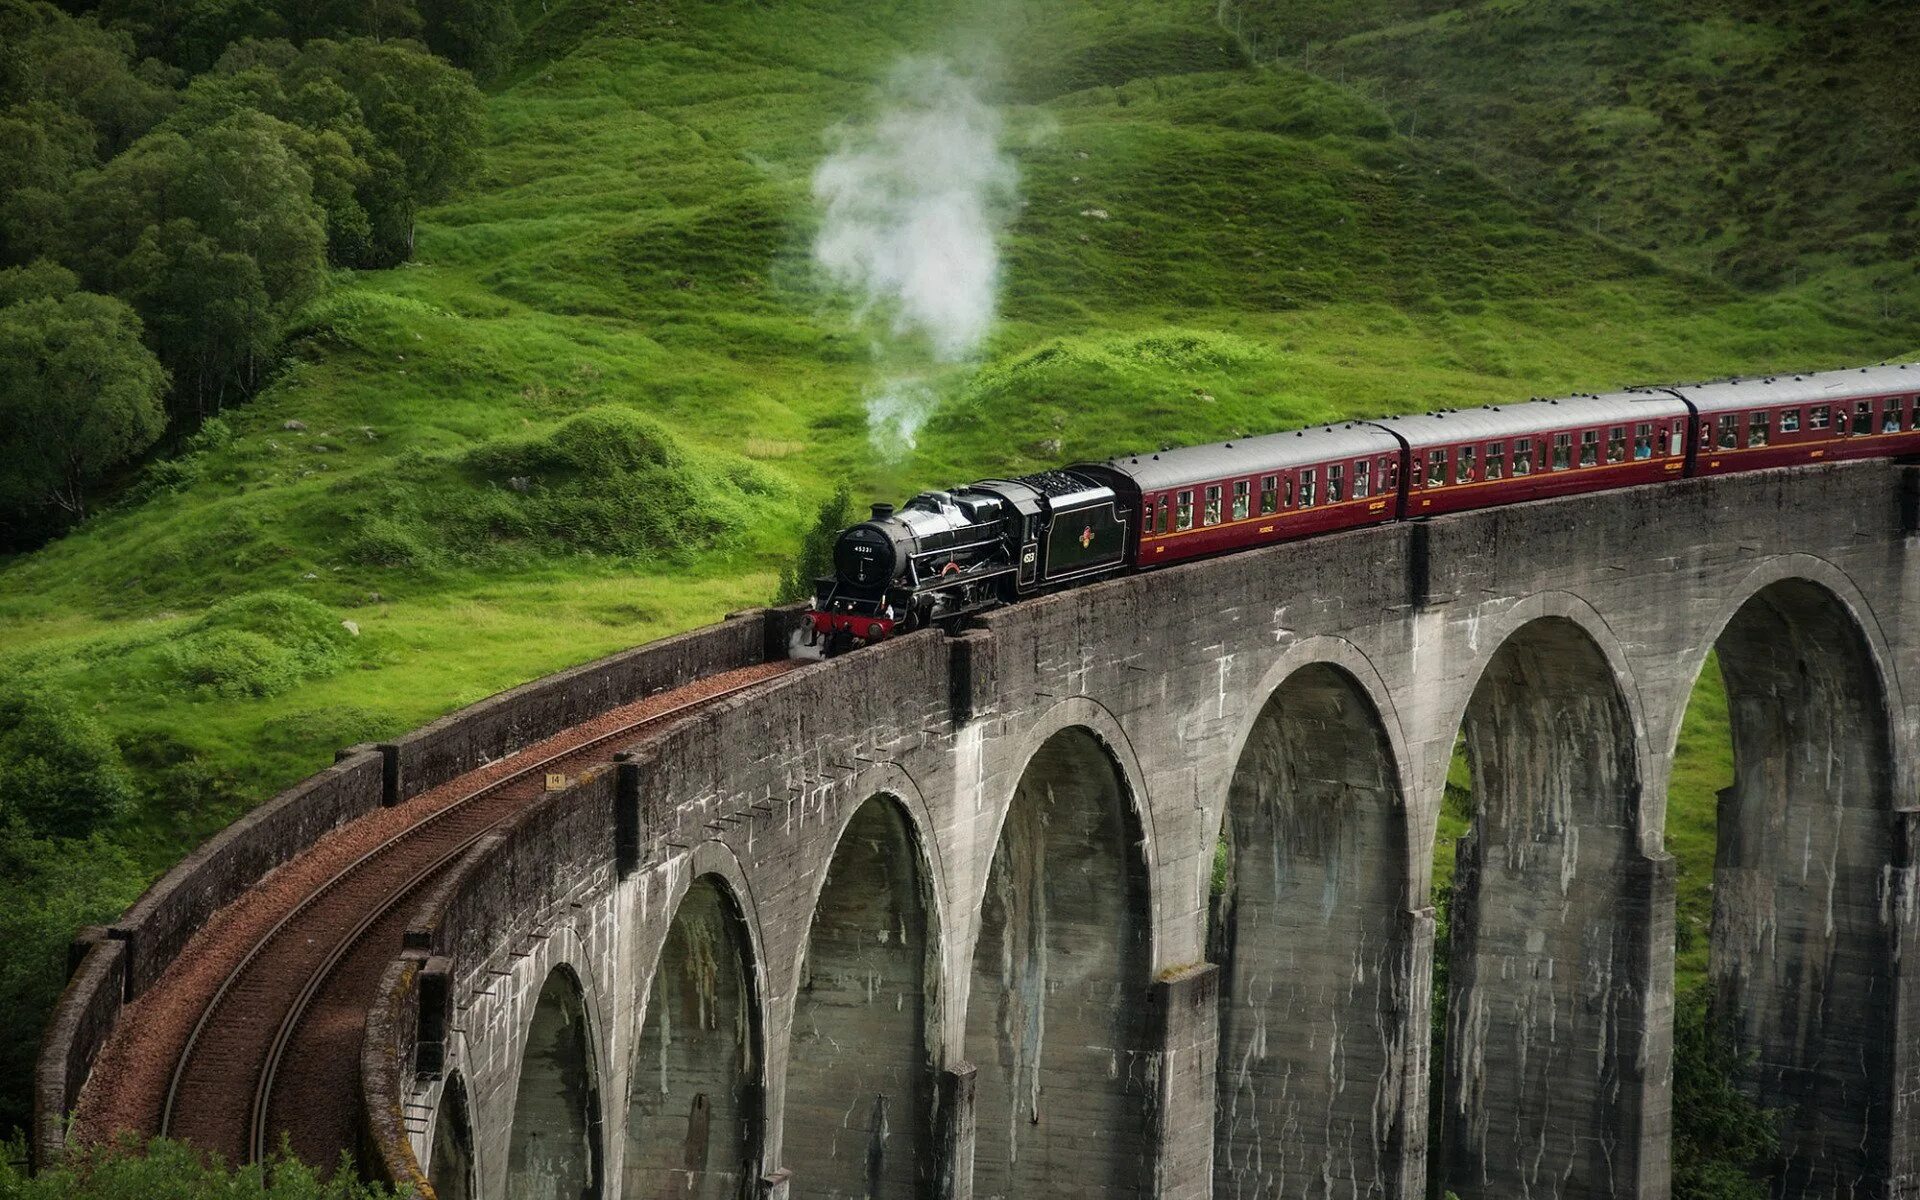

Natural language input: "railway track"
[158,663,789,1167]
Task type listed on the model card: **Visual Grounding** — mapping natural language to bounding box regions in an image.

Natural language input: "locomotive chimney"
[871,502,895,521]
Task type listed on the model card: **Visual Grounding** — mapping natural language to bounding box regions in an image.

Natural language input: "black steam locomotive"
[804,468,1131,654]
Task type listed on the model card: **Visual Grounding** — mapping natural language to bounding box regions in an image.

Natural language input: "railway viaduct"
[41,459,1920,1199]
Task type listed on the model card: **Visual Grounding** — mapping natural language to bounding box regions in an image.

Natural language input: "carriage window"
[1552,433,1572,469]
[1284,474,1294,507]
[1853,401,1873,435]
[1156,497,1169,533]
[1715,415,1737,449]
[1911,396,1920,429]
[1513,439,1533,476]
[1353,460,1370,500]
[1426,449,1447,486]
[1328,463,1345,502]
[1176,491,1193,531]
[1670,421,1685,455]
[1485,441,1505,480]
[1384,457,1399,489]
[1780,408,1801,434]
[1749,410,1769,447]
[1299,469,1317,507]
[1809,405,1830,430]
[1578,431,1597,466]
[1456,445,1475,484]
[1607,426,1627,463]
[1633,424,1653,459]
[1260,475,1277,515]
[1203,484,1223,526]
[1885,404,1903,434]
[1232,479,1250,520]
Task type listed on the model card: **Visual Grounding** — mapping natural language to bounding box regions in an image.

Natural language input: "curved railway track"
[158,664,789,1167]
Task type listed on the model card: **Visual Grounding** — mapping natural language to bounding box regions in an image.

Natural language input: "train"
[801,362,1920,655]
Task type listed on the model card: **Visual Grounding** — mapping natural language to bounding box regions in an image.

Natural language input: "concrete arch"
[1210,657,1414,1197]
[1217,636,1419,908]
[429,1071,476,1200]
[965,722,1157,1199]
[1436,614,1654,1200]
[975,694,1161,965]
[1424,591,1657,842]
[1669,565,1900,1195]
[624,872,763,1200]
[784,791,937,1199]
[506,964,605,1200]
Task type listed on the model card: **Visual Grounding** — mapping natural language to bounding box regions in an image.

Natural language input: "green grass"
[1219,0,1920,323]
[0,0,1915,1143]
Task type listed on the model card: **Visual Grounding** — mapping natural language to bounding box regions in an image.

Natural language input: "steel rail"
[159,673,771,1157]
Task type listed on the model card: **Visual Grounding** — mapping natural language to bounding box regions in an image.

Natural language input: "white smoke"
[812,59,1018,455]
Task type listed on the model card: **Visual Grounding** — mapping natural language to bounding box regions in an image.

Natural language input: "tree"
[284,38,482,263]
[0,264,167,527]
[419,0,517,82]
[0,0,176,156]
[63,110,327,411]
[0,100,96,265]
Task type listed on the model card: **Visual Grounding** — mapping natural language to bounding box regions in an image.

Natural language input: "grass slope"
[1220,0,1920,323]
[0,0,1911,1139]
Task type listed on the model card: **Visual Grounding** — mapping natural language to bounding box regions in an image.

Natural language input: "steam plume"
[812,59,1017,456]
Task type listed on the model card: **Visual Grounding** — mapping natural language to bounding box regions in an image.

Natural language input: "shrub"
[0,1134,399,1197]
[160,591,354,698]
[0,686,135,838]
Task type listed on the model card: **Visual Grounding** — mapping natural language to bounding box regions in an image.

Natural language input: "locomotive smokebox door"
[1043,499,1128,581]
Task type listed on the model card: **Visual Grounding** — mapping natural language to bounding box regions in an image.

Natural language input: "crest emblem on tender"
[1079,524,1095,548]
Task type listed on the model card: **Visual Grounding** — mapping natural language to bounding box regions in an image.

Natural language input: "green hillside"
[1220,0,1920,322]
[1,0,1915,1155]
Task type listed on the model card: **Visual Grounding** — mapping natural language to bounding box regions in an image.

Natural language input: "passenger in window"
[1204,485,1222,526]
[1426,450,1446,486]
[1232,480,1250,520]
[1300,469,1317,507]
[1607,427,1626,463]
[1633,424,1652,459]
[1260,476,1277,515]
[1353,462,1370,500]
[1885,406,1902,434]
[1328,464,1345,502]
[1176,492,1193,531]
[1854,402,1872,435]
[1486,442,1505,480]
[1552,434,1572,470]
[1780,409,1800,434]
[1749,411,1769,447]
[1456,446,1475,484]
[1513,439,1532,475]
[1718,415,1738,449]
[1810,405,1830,430]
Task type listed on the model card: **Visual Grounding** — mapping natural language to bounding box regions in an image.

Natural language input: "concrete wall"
[322,463,1920,1199]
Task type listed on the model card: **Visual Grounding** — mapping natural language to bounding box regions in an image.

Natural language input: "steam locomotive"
[803,362,1920,655]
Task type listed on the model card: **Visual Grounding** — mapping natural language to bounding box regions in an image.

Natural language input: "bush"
[160,591,354,698]
[0,827,144,1137]
[775,484,852,603]
[0,1134,399,1198]
[1672,982,1780,1199]
[0,686,135,838]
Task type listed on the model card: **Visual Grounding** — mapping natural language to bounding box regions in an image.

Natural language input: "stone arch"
[1435,615,1650,1200]
[965,724,1155,1198]
[1210,658,1412,1197]
[506,965,605,1200]
[783,792,936,1199]
[624,873,763,1199]
[1675,571,1898,1194]
[428,1071,475,1200]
